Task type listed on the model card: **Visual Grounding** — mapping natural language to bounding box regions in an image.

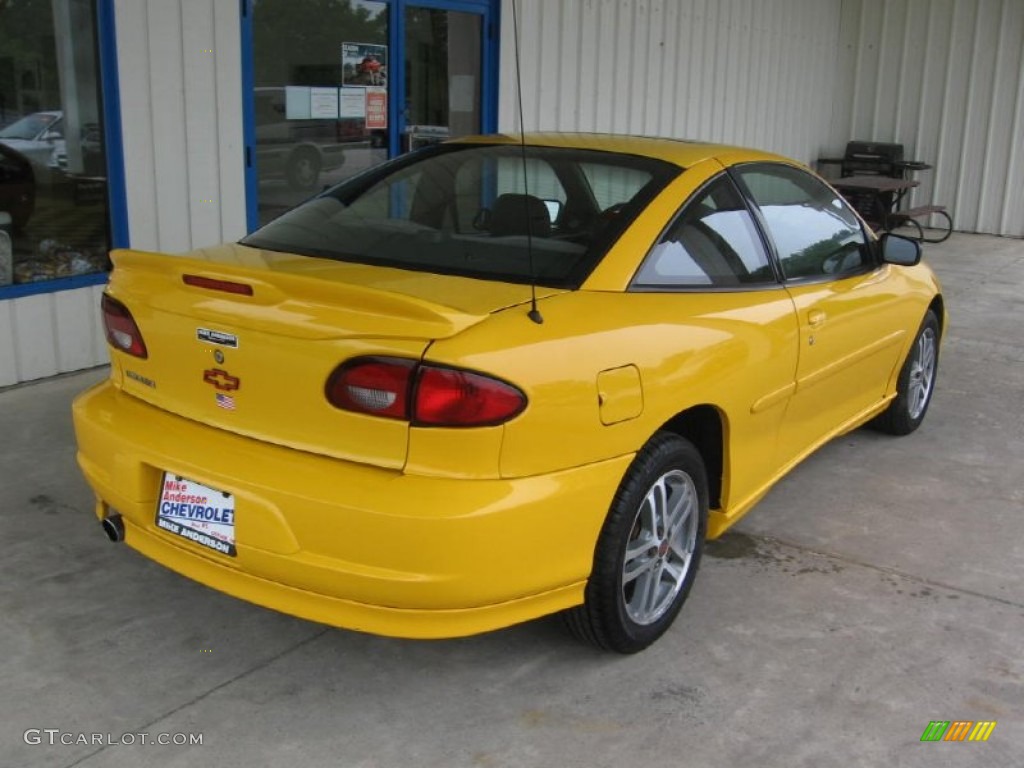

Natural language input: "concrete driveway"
[2,232,1021,767]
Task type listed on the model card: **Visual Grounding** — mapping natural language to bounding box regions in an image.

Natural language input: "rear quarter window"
[633,174,775,289]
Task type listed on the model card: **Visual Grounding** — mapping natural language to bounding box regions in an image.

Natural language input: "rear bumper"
[72,381,630,638]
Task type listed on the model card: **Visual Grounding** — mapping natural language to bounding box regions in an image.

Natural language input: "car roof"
[452,132,791,169]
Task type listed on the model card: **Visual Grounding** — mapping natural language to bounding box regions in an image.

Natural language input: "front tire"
[564,433,707,653]
[873,309,940,435]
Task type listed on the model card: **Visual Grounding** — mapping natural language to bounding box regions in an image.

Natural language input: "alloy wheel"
[908,326,936,419]
[621,469,699,625]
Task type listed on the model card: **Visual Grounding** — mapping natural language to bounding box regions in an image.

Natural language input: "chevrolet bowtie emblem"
[203,368,240,392]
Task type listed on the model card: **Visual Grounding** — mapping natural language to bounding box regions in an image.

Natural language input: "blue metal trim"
[0,272,109,301]
[481,0,499,134]
[240,0,258,232]
[406,0,493,12]
[96,0,129,248]
[389,1,403,157]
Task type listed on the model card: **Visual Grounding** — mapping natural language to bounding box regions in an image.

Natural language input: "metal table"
[831,175,919,231]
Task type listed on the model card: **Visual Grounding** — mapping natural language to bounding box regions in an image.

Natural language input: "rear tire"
[564,433,707,653]
[873,309,940,435]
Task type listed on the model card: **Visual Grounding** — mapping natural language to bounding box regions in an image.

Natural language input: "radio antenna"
[511,0,543,324]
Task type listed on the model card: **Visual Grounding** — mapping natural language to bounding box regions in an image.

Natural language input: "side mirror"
[880,232,921,266]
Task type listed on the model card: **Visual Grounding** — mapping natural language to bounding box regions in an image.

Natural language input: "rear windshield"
[241,143,679,288]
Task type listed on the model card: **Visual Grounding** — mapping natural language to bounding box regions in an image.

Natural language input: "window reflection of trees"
[253,0,388,88]
[741,163,867,280]
[0,0,61,119]
[760,202,866,278]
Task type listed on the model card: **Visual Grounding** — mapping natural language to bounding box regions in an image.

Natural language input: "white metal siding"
[115,0,248,252]
[498,0,845,166]
[0,284,107,387]
[830,0,1024,237]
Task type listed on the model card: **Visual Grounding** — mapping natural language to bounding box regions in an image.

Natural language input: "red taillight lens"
[325,358,415,420]
[413,366,526,427]
[326,358,526,427]
[101,294,148,358]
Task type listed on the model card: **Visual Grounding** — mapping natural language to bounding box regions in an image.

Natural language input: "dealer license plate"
[155,473,236,557]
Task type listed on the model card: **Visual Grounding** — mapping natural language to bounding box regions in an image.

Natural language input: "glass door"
[401,6,483,152]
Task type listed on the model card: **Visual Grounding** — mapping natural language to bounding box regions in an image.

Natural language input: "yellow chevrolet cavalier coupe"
[73,134,943,653]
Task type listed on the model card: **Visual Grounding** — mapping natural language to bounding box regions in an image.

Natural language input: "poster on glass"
[342,43,387,87]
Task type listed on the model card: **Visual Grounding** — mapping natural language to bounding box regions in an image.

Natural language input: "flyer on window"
[342,43,388,87]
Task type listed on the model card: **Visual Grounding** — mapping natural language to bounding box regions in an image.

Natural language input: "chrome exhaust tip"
[101,513,125,543]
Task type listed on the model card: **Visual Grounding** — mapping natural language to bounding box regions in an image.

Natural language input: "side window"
[736,163,870,280]
[633,175,775,288]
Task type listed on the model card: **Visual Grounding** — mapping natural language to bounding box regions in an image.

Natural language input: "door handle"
[808,309,827,328]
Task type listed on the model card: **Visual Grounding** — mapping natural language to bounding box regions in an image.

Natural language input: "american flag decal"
[215,393,236,410]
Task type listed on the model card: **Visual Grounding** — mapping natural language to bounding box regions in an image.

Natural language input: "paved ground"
[2,231,1022,767]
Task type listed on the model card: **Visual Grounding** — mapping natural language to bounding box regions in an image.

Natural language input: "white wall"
[498,0,845,166]
[0,284,107,387]
[115,0,248,252]
[829,0,1024,237]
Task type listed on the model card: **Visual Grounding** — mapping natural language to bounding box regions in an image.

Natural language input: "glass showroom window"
[0,0,110,289]
[252,0,390,226]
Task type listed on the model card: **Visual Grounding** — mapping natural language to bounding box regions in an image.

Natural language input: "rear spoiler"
[108,248,482,341]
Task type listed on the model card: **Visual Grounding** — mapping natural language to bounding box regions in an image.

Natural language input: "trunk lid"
[106,245,560,468]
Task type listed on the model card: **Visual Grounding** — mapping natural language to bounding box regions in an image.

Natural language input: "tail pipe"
[101,513,125,543]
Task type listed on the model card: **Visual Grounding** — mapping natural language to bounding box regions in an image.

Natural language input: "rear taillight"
[326,357,526,427]
[414,366,525,426]
[101,294,148,358]
[325,358,415,420]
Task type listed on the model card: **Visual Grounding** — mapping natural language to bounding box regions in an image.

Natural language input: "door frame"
[240,0,499,233]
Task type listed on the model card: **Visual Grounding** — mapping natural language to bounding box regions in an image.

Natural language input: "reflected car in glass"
[254,87,352,191]
[73,134,944,652]
[0,110,64,181]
